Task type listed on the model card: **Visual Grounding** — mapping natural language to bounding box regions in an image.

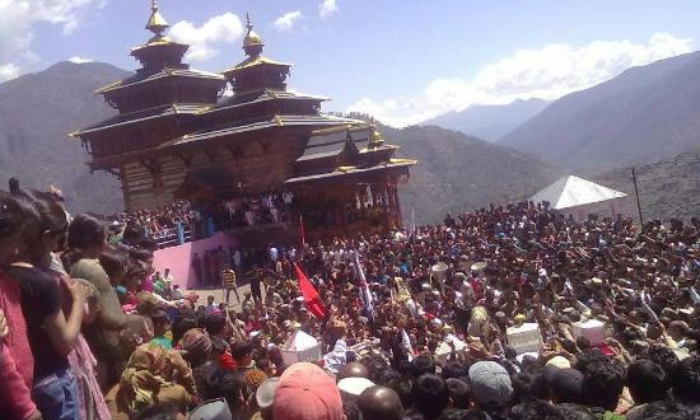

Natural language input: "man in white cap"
[251,378,278,420]
[338,377,376,397]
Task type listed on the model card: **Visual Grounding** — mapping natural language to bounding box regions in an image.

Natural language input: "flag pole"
[631,167,644,228]
[411,207,416,235]
[299,214,305,247]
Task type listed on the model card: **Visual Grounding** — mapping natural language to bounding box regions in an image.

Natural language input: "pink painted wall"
[153,232,238,289]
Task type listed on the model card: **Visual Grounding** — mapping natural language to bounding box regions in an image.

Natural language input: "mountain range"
[0,61,128,214]
[0,58,697,223]
[422,98,550,142]
[380,125,560,225]
[500,51,700,174]
[595,150,700,223]
[0,62,561,223]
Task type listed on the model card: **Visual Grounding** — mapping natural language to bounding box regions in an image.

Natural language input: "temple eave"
[168,115,362,147]
[95,69,224,95]
[130,40,188,53]
[285,161,415,186]
[86,116,357,169]
[222,56,293,74]
[75,104,206,137]
[203,93,328,116]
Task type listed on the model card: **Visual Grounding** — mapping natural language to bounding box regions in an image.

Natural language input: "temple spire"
[146,0,170,41]
[243,12,264,57]
[369,117,385,148]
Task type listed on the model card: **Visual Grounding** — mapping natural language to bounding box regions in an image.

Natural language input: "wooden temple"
[73,2,416,241]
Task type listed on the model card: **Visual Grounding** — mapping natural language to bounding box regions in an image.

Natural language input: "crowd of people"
[108,200,199,245]
[109,191,295,249]
[218,190,294,228]
[1,183,699,420]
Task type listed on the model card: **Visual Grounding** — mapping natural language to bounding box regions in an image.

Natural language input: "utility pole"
[631,167,644,228]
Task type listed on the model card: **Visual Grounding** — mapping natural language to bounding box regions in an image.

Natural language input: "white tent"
[281,330,322,366]
[530,175,627,210]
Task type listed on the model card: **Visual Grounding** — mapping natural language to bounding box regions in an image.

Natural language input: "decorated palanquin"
[73,2,415,240]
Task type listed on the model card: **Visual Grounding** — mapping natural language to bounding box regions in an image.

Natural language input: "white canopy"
[530,176,627,210]
[281,330,322,365]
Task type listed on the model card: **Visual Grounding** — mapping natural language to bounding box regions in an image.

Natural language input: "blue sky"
[2,0,700,125]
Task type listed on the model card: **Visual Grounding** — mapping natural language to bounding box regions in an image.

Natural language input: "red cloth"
[0,272,33,386]
[0,344,37,420]
[469,278,483,300]
[0,272,36,419]
[294,263,327,319]
[218,351,237,371]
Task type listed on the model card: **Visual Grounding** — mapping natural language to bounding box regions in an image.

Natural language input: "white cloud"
[319,0,338,18]
[274,11,303,32]
[0,0,101,80]
[170,13,244,62]
[0,63,20,82]
[68,56,94,64]
[347,33,693,127]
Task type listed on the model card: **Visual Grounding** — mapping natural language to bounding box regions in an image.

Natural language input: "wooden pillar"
[119,166,132,211]
[390,180,402,228]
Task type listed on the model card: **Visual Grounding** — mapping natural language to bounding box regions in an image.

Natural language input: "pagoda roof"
[168,114,360,147]
[87,114,361,170]
[294,144,399,170]
[297,123,399,158]
[72,103,206,137]
[223,55,292,73]
[285,159,417,185]
[203,90,328,114]
[130,38,188,54]
[95,68,223,94]
[296,126,368,162]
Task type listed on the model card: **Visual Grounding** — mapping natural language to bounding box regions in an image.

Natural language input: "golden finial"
[369,117,385,148]
[243,12,264,56]
[146,0,169,40]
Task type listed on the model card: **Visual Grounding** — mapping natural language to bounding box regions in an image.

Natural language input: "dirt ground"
[183,283,256,313]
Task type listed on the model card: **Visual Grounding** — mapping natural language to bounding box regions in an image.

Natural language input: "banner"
[354,253,373,316]
[294,262,326,319]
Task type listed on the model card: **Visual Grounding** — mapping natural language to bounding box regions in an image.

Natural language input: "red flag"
[299,214,306,246]
[294,262,326,319]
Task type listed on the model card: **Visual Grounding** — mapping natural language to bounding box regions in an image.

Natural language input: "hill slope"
[0,61,128,214]
[595,150,700,222]
[422,98,550,141]
[501,52,700,174]
[383,125,562,224]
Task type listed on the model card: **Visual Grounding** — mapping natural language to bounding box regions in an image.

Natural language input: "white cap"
[337,377,375,396]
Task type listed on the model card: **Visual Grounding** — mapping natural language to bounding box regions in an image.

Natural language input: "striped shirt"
[222,269,237,289]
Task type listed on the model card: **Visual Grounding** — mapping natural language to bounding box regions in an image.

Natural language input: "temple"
[74,2,416,242]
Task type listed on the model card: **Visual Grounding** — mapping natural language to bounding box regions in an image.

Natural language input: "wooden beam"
[177,152,194,167]
[225,144,244,159]
[107,168,122,179]
[203,149,219,163]
[140,159,164,188]
[258,139,270,154]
